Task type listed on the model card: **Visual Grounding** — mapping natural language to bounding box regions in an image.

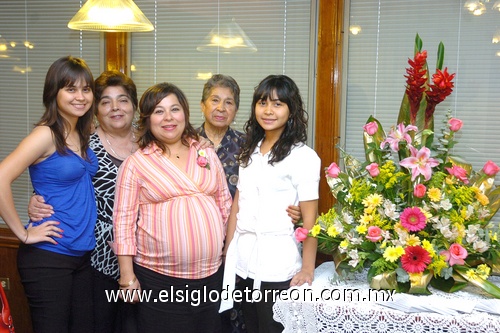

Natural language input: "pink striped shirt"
[113,140,232,279]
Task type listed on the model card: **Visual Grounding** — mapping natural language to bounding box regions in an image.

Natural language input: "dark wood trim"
[0,226,20,249]
[314,0,344,216]
[105,32,129,75]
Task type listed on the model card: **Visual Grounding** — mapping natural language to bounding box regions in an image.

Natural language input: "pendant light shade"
[196,18,257,53]
[68,0,154,32]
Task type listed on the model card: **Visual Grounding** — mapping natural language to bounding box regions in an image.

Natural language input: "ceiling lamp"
[68,0,154,32]
[197,18,257,53]
[349,25,362,36]
[464,0,487,15]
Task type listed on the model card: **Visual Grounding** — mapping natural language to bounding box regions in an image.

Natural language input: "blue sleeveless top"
[29,148,98,256]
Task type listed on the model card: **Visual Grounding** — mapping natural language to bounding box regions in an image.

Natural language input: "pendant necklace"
[103,131,135,160]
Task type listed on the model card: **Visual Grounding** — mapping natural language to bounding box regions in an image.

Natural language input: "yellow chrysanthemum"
[311,224,321,237]
[406,234,421,246]
[364,206,375,214]
[476,264,491,279]
[427,188,441,202]
[420,208,432,220]
[356,224,367,234]
[394,222,405,233]
[339,240,349,249]
[362,193,384,208]
[429,259,447,276]
[383,246,404,262]
[466,269,476,280]
[327,225,339,237]
[359,214,373,225]
[421,239,436,257]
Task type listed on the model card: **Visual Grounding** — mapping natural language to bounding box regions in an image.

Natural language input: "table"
[273,262,500,333]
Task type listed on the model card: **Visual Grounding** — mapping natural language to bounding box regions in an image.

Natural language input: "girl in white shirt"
[221,75,320,333]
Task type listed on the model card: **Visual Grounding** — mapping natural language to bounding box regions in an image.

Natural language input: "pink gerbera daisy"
[400,207,427,232]
[401,246,432,273]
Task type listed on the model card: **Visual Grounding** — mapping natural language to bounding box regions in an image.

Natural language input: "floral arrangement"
[298,34,500,297]
[197,149,210,169]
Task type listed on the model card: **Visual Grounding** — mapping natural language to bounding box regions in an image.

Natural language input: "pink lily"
[380,123,418,152]
[400,146,440,181]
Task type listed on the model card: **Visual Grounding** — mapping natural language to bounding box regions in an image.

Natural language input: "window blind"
[343,0,500,224]
[0,0,101,225]
[130,0,314,135]
[344,0,500,174]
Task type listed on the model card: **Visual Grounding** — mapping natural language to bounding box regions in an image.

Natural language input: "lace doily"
[273,262,500,333]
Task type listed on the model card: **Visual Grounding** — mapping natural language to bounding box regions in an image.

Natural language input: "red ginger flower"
[425,67,455,127]
[404,51,428,125]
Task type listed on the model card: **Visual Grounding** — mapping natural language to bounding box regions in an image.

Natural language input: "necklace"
[64,131,80,152]
[102,130,136,160]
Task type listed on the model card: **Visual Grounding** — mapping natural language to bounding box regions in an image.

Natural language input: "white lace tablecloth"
[273,262,500,333]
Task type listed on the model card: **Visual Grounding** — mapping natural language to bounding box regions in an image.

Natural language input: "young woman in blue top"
[0,56,98,333]
[221,75,320,333]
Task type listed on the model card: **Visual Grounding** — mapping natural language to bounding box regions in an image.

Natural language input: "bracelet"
[24,229,29,244]
[118,276,137,288]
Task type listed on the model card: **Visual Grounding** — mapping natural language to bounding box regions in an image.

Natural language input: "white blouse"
[221,141,320,312]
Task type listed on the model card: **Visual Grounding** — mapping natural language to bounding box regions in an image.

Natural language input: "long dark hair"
[37,56,95,159]
[239,75,308,167]
[137,82,198,152]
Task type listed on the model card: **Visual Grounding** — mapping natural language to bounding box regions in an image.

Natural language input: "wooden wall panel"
[314,0,344,217]
[314,0,344,264]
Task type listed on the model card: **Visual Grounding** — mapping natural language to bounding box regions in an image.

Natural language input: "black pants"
[134,263,223,333]
[17,244,93,333]
[237,277,290,333]
[93,269,138,333]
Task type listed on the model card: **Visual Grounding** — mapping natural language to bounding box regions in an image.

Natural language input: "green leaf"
[454,265,500,299]
[436,41,445,70]
[414,33,423,54]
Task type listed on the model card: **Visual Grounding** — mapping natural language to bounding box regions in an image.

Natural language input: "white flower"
[348,249,359,267]
[473,240,489,253]
[464,205,474,219]
[198,149,207,157]
[434,217,451,230]
[466,234,479,244]
[334,220,344,233]
[383,200,400,220]
[478,207,490,219]
[342,212,354,225]
[440,199,453,211]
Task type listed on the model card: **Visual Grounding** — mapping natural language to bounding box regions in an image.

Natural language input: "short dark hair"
[201,74,240,109]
